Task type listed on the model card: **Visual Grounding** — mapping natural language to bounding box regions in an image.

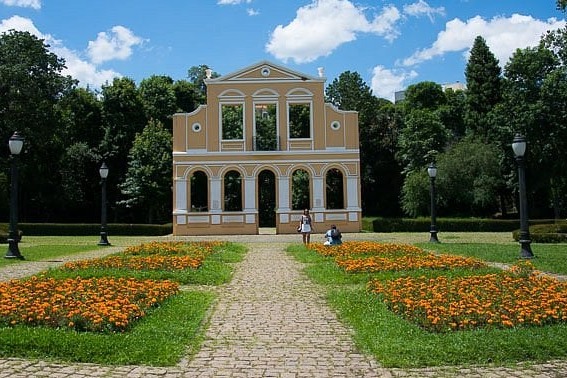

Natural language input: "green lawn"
[0,240,247,366]
[288,241,567,368]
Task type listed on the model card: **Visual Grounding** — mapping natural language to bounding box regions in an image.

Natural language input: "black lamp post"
[427,162,440,243]
[5,131,24,259]
[98,162,111,246]
[512,134,534,259]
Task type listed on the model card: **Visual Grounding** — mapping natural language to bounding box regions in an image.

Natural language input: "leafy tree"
[119,120,172,223]
[100,77,146,218]
[540,67,567,217]
[0,30,75,220]
[403,81,446,111]
[139,75,177,127]
[498,44,561,217]
[57,86,103,147]
[58,142,99,221]
[436,138,502,216]
[187,64,219,101]
[400,169,429,217]
[326,71,404,216]
[173,79,202,113]
[437,88,466,141]
[396,109,449,174]
[558,0,567,11]
[464,36,502,140]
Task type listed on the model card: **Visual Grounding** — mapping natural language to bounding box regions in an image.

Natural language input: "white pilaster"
[244,176,256,211]
[210,177,222,211]
[175,179,187,211]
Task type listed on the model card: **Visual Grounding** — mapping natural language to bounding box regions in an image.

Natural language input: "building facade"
[172,61,361,235]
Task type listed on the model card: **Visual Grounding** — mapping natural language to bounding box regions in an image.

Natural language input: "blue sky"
[0,0,564,101]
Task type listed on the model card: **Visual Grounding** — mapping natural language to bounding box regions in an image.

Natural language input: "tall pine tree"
[464,36,502,140]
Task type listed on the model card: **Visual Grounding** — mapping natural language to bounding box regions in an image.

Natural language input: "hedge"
[512,222,567,243]
[1,223,172,238]
[369,217,558,233]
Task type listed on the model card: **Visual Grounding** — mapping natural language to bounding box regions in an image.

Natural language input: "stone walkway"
[1,235,567,377]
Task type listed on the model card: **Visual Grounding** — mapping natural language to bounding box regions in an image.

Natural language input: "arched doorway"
[258,170,276,227]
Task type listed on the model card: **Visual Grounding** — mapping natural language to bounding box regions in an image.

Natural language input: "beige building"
[172,61,361,235]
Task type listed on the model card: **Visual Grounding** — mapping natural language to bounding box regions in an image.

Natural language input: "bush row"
[1,223,172,240]
[368,217,559,233]
[512,222,567,243]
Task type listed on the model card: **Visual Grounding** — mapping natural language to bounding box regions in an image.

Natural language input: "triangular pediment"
[207,60,323,83]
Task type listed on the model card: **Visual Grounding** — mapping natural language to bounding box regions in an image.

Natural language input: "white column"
[312,176,325,211]
[278,176,290,224]
[175,179,187,212]
[346,176,360,210]
[278,176,290,212]
[210,177,222,212]
[244,176,256,211]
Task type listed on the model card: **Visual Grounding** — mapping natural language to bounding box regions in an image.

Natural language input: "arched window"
[224,170,242,211]
[326,168,344,209]
[190,170,208,212]
[292,169,310,210]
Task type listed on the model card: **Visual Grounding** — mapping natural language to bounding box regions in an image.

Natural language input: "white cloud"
[401,14,566,67]
[403,0,445,22]
[87,25,144,64]
[0,16,122,87]
[370,65,418,101]
[247,8,259,16]
[217,0,252,4]
[266,0,401,64]
[0,0,40,9]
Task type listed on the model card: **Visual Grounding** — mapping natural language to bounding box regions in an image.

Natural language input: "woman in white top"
[299,209,313,245]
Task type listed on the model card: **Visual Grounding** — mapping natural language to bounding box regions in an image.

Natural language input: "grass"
[416,242,567,276]
[0,236,160,267]
[0,291,214,366]
[0,240,247,365]
[288,242,567,368]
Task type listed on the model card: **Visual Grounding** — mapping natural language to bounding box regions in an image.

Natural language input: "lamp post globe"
[512,134,534,259]
[98,162,111,246]
[5,131,24,259]
[428,162,440,243]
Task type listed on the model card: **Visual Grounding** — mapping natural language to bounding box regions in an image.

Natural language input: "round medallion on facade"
[192,123,202,132]
[261,66,271,77]
[330,121,341,130]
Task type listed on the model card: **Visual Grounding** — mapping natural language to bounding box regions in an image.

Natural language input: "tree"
[119,120,172,223]
[173,79,203,113]
[403,81,446,111]
[138,75,177,127]
[497,44,561,217]
[0,30,75,221]
[187,64,219,101]
[437,88,466,141]
[100,77,146,219]
[464,36,502,140]
[396,109,449,174]
[557,0,567,11]
[326,71,404,215]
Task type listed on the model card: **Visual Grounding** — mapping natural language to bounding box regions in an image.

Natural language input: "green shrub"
[369,217,557,233]
[1,223,172,237]
[512,222,567,243]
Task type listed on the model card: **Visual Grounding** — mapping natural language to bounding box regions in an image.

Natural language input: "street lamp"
[427,162,440,243]
[5,131,24,259]
[98,162,111,246]
[512,134,534,259]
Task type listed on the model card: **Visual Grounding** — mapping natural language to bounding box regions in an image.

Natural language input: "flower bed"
[0,276,179,332]
[368,261,567,332]
[336,253,487,272]
[63,241,225,271]
[63,255,203,271]
[309,241,487,272]
[308,241,426,258]
[123,241,225,256]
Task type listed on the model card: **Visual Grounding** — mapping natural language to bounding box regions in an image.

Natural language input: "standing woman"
[299,209,313,245]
